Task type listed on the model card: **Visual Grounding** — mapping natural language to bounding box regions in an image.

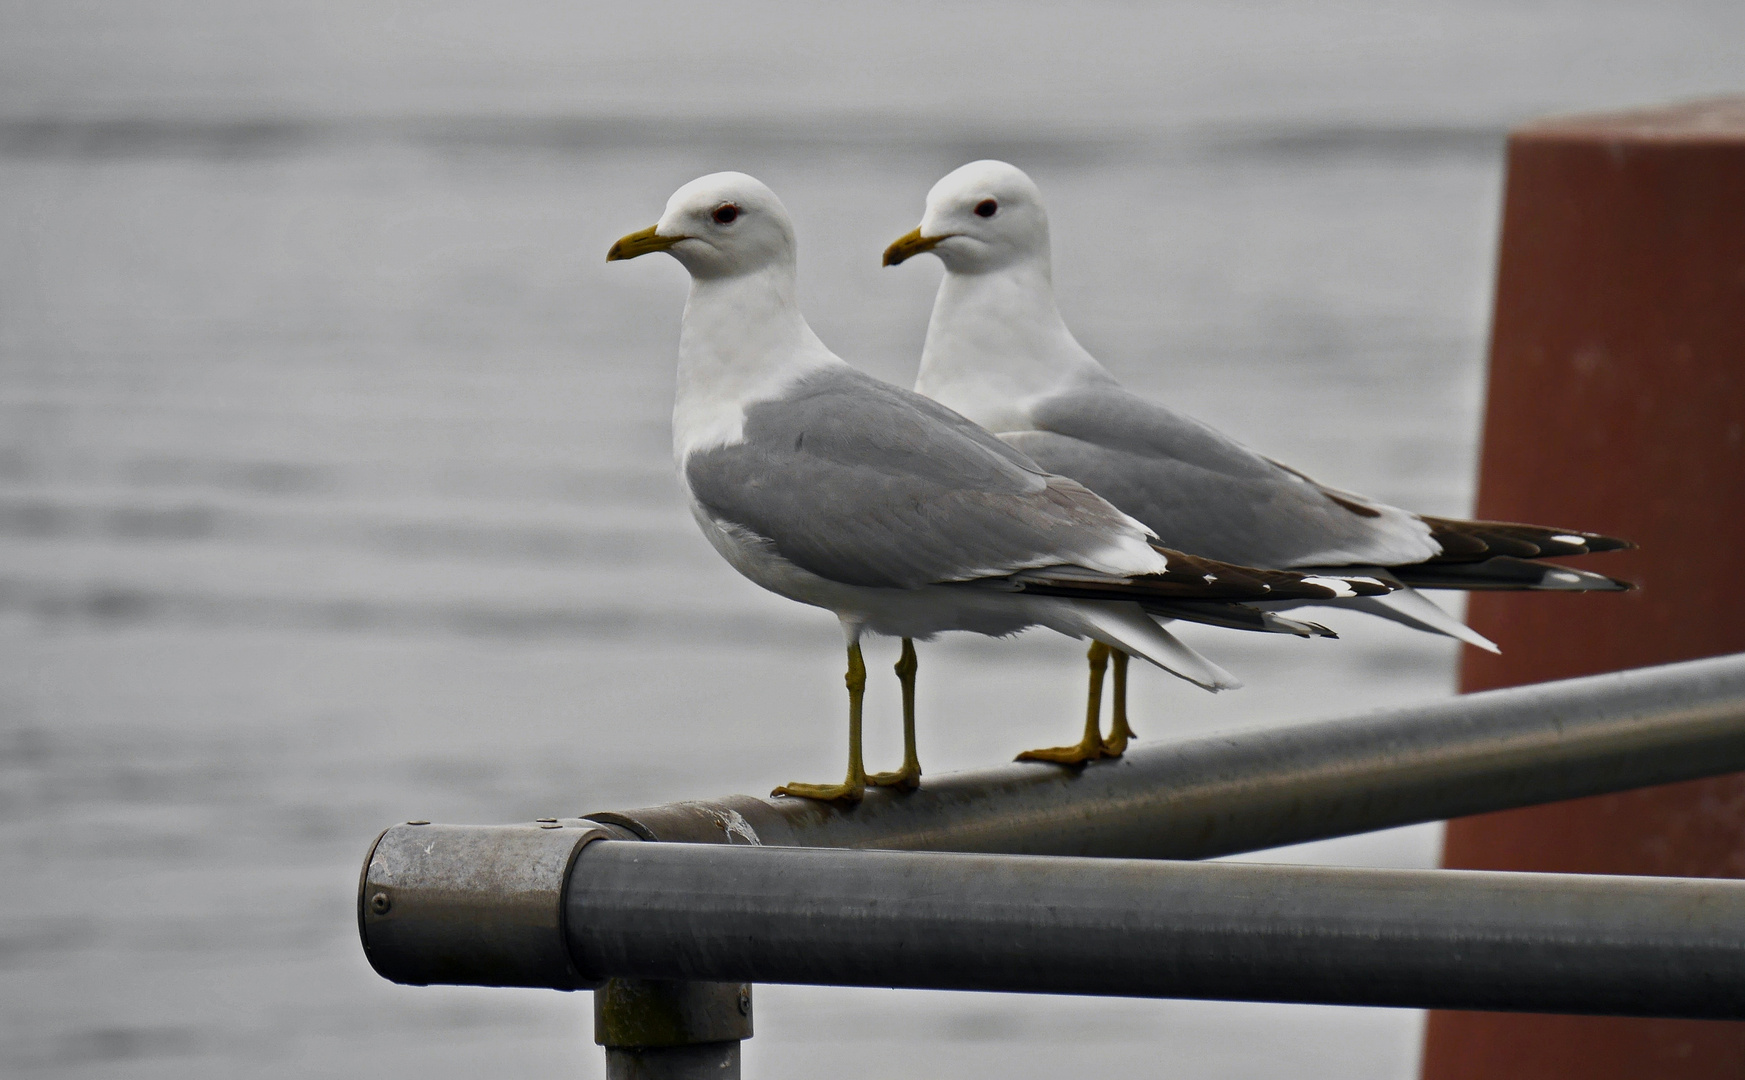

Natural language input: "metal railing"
[586,650,1745,858]
[358,651,1745,1078]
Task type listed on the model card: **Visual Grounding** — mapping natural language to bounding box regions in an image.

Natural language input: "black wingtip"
[1392,556,1637,592]
[1419,517,1639,560]
[1583,535,1637,554]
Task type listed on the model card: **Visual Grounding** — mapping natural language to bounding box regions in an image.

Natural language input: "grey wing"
[684,368,1150,589]
[1011,384,1440,569]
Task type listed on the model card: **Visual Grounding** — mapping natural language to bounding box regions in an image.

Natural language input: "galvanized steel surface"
[359,819,609,989]
[357,653,1745,1008]
[593,979,752,1049]
[604,1042,741,1080]
[567,841,1745,1018]
[592,652,1745,859]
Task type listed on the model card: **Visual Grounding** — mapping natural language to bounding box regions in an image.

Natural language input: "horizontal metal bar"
[567,841,1745,1018]
[590,652,1745,859]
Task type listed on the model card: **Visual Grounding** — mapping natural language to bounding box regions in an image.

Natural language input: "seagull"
[607,171,1394,801]
[884,158,1633,726]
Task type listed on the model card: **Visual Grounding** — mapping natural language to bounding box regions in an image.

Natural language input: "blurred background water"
[3,3,1742,1077]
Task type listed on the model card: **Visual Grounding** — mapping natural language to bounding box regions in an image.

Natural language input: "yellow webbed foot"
[774,640,870,804]
[866,763,921,791]
[1015,736,1109,766]
[1021,641,1116,765]
[772,779,865,803]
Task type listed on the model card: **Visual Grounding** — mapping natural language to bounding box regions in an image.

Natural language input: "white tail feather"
[1348,586,1500,654]
[1068,601,1242,691]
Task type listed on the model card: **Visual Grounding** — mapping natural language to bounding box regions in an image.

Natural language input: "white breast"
[672,266,844,461]
[915,265,1111,434]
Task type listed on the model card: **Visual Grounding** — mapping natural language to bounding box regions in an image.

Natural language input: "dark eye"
[974,199,998,218]
[712,203,739,225]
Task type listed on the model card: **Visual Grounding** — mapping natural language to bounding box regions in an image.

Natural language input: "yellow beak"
[882,227,944,266]
[607,225,684,262]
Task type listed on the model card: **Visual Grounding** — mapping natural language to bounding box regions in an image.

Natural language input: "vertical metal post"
[587,807,763,1076]
[594,979,752,1079]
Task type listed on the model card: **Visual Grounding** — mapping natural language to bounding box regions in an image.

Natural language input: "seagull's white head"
[883,160,1049,275]
[607,171,796,281]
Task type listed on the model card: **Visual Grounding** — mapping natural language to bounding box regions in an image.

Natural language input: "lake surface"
[4,3,1742,1077]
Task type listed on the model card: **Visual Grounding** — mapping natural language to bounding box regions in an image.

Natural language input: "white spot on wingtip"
[1551,534,1586,545]
[1301,575,1358,598]
[1548,570,1584,585]
[1202,573,1217,583]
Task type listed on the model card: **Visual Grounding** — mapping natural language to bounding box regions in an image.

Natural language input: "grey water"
[4,3,1742,1077]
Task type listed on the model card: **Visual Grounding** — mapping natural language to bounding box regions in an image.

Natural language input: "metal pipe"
[358,819,611,990]
[593,978,751,1080]
[567,841,1745,1019]
[590,652,1745,859]
[358,822,756,1077]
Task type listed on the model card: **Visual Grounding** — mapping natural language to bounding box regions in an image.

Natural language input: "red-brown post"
[1421,98,1745,1079]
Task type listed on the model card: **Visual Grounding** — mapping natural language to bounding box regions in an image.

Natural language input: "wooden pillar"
[1421,98,1745,1078]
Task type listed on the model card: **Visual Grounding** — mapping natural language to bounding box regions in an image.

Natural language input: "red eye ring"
[713,203,739,224]
[974,199,998,217]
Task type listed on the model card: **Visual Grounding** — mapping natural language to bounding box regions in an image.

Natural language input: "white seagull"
[884,159,1632,726]
[608,172,1394,801]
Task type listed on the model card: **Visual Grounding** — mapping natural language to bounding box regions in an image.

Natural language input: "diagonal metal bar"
[589,652,1745,859]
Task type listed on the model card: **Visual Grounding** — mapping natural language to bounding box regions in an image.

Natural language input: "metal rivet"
[539,823,561,829]
[738,986,751,1015]
[535,818,559,823]
[406,820,430,826]
[370,892,391,914]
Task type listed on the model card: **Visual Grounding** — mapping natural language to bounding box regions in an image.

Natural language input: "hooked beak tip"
[882,227,941,267]
[607,224,681,263]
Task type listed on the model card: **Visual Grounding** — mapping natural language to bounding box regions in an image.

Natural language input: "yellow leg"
[1017,641,1111,765]
[869,638,922,790]
[774,642,868,803]
[1103,649,1136,756]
